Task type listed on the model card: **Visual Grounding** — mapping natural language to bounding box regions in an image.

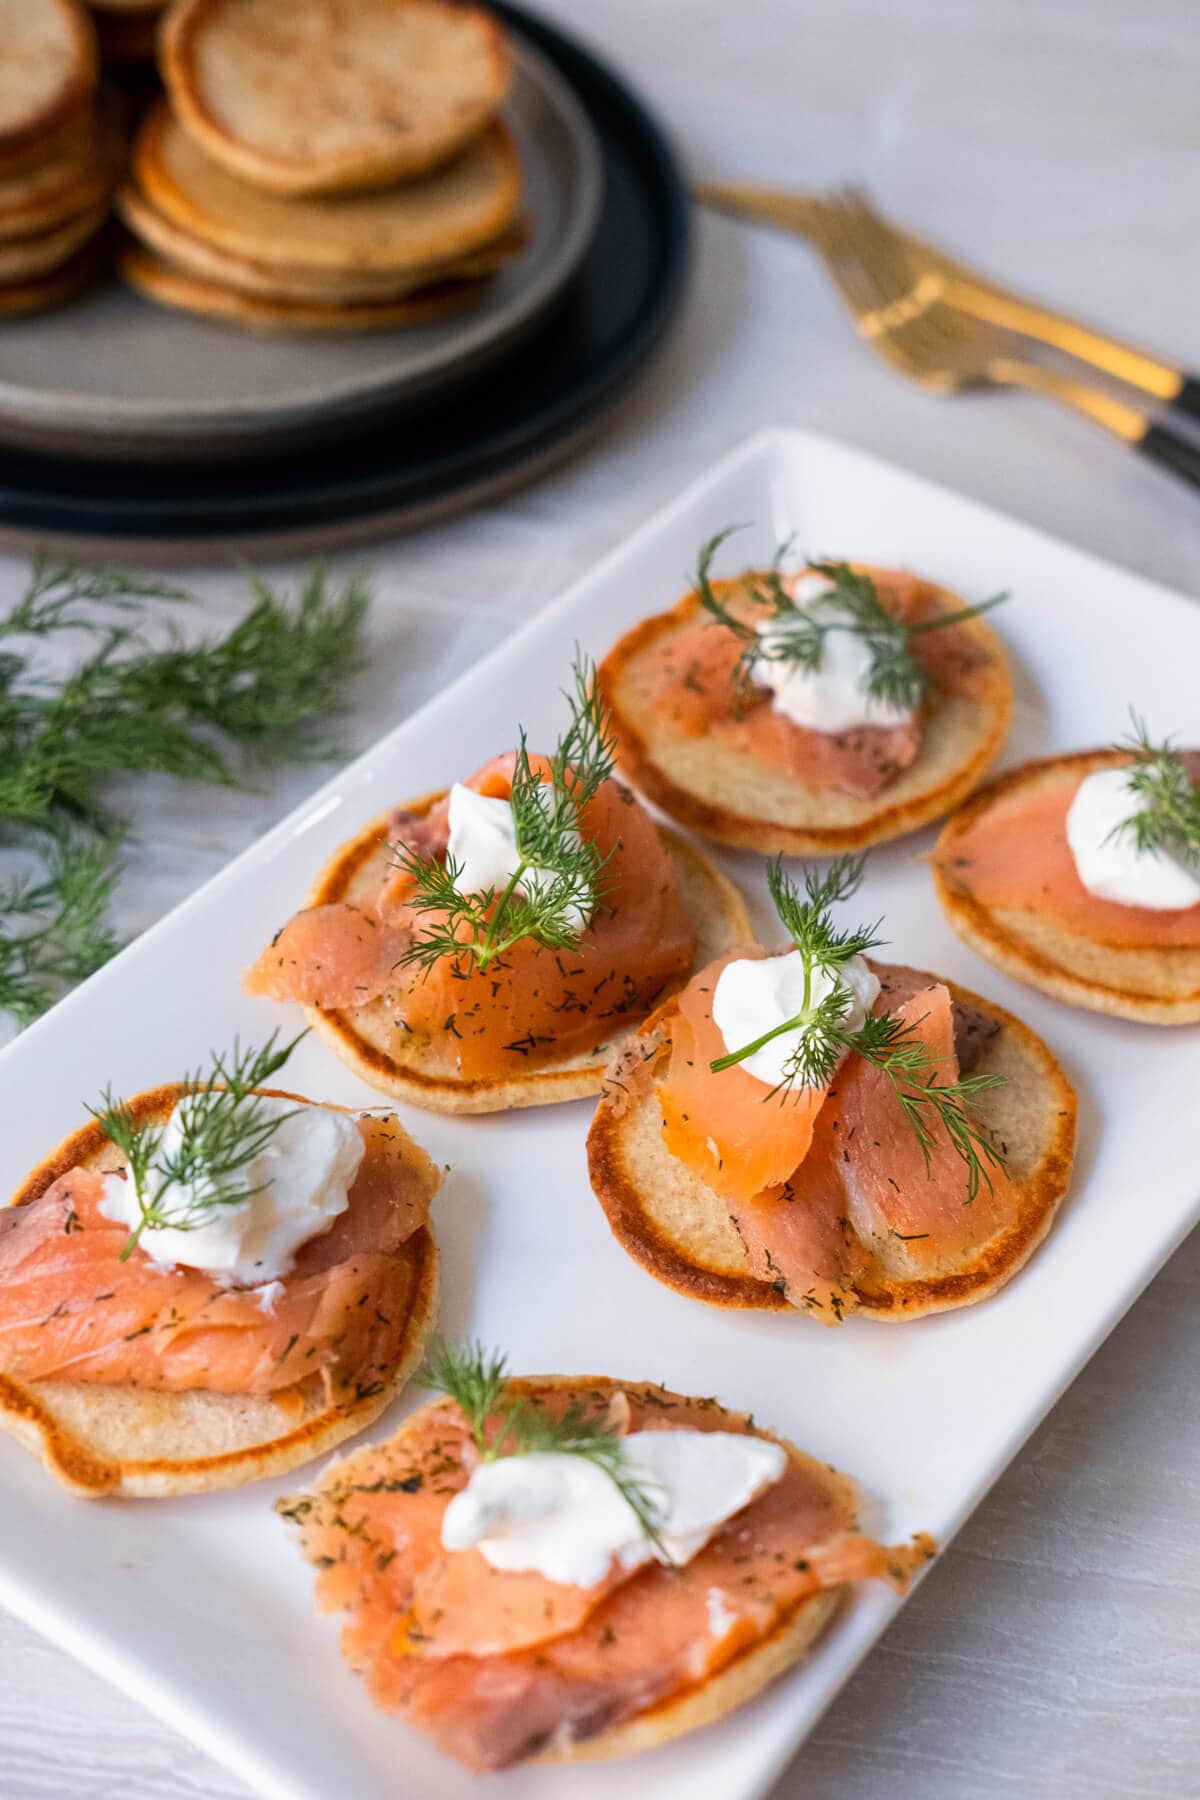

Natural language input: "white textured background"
[4,0,1200,1793]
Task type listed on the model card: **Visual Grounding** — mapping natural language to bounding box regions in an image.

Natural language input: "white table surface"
[5,1,1200,1794]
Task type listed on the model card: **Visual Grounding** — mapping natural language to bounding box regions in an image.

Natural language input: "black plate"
[0,7,690,553]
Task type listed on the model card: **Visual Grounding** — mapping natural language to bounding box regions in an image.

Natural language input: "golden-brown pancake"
[933,751,1200,1023]
[0,1086,440,1499]
[0,109,91,182]
[120,241,499,333]
[0,89,122,240]
[0,202,106,280]
[117,178,525,303]
[0,236,107,314]
[134,101,521,273]
[599,570,1013,856]
[282,1374,934,1766]
[270,796,753,1114]
[0,0,97,159]
[161,0,512,195]
[587,974,1077,1322]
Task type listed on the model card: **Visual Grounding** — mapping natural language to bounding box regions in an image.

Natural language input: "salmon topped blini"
[934,716,1200,1022]
[279,1340,933,1770]
[0,1032,439,1496]
[589,857,1076,1322]
[599,530,1013,855]
[246,657,752,1113]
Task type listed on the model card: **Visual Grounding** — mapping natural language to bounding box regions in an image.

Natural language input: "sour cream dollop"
[1066,767,1200,911]
[445,781,591,931]
[98,1098,364,1286]
[712,950,881,1089]
[441,1428,787,1589]
[754,572,914,736]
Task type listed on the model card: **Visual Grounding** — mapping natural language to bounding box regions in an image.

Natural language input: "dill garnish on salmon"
[0,1034,438,1400]
[589,855,1076,1324]
[244,656,746,1104]
[278,1342,933,1771]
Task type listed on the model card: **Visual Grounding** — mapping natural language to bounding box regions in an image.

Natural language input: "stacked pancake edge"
[0,0,125,316]
[118,0,525,334]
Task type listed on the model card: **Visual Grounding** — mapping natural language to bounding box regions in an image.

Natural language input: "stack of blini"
[0,0,123,316]
[118,0,526,333]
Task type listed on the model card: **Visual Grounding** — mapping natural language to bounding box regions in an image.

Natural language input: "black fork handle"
[1137,421,1200,496]
[1168,375,1200,427]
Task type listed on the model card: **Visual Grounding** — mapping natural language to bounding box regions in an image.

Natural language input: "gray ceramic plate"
[0,39,603,462]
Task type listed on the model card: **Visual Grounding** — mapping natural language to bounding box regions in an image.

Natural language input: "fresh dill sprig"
[418,1338,673,1563]
[0,557,368,1027]
[692,529,795,698]
[1,562,369,832]
[0,827,122,1027]
[710,856,1007,1202]
[838,1008,1007,1204]
[0,554,193,642]
[695,526,1006,712]
[109,566,370,768]
[90,1029,307,1261]
[418,1336,511,1448]
[394,652,617,976]
[1109,710,1200,869]
[708,857,884,1090]
[769,855,885,978]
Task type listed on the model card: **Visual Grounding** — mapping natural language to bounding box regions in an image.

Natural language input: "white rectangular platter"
[1,427,1197,1800]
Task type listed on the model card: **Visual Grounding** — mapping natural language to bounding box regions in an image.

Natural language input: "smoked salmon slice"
[645,570,999,800]
[822,983,1011,1262]
[657,956,1013,1311]
[659,951,826,1204]
[646,616,920,798]
[936,758,1200,949]
[248,754,698,1081]
[281,1382,932,1772]
[724,1102,866,1322]
[401,1544,628,1660]
[246,905,412,1009]
[0,1114,433,1396]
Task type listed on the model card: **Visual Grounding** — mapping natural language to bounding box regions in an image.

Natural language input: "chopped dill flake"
[710,856,1007,1202]
[694,526,1006,712]
[393,652,617,976]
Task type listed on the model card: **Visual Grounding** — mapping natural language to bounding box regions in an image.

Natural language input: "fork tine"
[827,190,988,374]
[804,199,887,320]
[810,194,929,371]
[842,183,987,339]
[815,192,977,386]
[812,189,997,387]
[836,189,921,310]
[837,188,997,359]
[843,184,906,251]
[811,195,892,314]
[817,191,906,316]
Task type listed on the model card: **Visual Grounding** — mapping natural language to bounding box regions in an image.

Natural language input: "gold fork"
[697,178,1198,415]
[801,189,1200,494]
